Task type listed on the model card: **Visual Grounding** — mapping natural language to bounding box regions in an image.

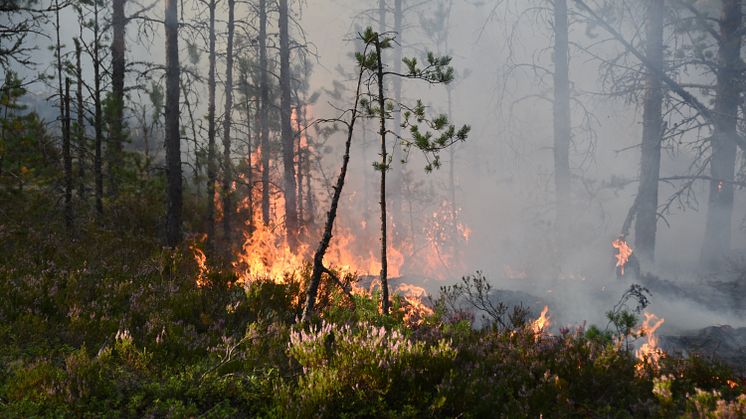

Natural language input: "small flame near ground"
[636,312,665,372]
[190,241,210,288]
[612,238,633,276]
[531,305,551,337]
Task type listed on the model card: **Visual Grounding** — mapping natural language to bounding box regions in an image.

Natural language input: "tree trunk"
[93,0,103,216]
[391,0,403,239]
[296,103,304,223]
[222,0,235,248]
[259,0,271,226]
[239,72,255,233]
[206,0,217,246]
[64,78,73,230]
[701,0,742,269]
[376,36,390,316]
[54,0,70,228]
[633,0,664,265]
[75,37,86,200]
[279,0,298,249]
[301,55,366,322]
[164,0,182,247]
[552,0,571,243]
[109,0,127,197]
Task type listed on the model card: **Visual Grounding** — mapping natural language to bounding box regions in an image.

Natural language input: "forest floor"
[1,193,745,417]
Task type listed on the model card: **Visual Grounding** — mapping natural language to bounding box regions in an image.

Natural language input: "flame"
[226,104,470,289]
[190,242,209,288]
[531,305,551,336]
[635,312,665,372]
[396,284,434,326]
[612,238,633,276]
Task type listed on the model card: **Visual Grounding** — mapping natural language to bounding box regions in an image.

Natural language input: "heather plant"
[283,320,458,417]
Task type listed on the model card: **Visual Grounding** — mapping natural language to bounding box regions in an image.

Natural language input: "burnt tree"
[164,0,182,246]
[279,0,299,249]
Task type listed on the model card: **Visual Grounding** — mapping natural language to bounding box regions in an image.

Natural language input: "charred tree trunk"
[206,0,217,246]
[141,107,150,175]
[701,0,742,268]
[375,36,390,316]
[75,37,86,200]
[55,0,70,228]
[222,0,235,247]
[259,0,271,226]
[295,103,304,224]
[633,0,664,265]
[109,0,127,197]
[64,78,73,230]
[279,0,298,249]
[553,0,571,243]
[93,0,103,216]
[241,74,255,233]
[301,56,366,322]
[164,0,182,247]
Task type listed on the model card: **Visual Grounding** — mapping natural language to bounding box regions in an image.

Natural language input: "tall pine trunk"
[64,78,73,230]
[206,0,217,246]
[295,102,304,223]
[634,0,664,265]
[553,0,571,243]
[75,37,86,200]
[375,36,390,316]
[93,0,103,216]
[109,0,126,196]
[222,0,235,247]
[164,0,182,247]
[301,52,366,322]
[279,0,298,249]
[259,0,271,226]
[701,0,742,268]
[391,0,403,237]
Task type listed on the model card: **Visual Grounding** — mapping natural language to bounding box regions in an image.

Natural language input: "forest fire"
[190,242,210,288]
[636,312,665,372]
[612,238,633,276]
[229,168,469,286]
[531,305,551,337]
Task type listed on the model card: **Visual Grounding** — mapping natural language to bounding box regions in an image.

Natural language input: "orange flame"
[531,305,551,336]
[396,284,434,326]
[190,244,209,288]
[227,105,470,287]
[636,312,665,372]
[612,238,633,276]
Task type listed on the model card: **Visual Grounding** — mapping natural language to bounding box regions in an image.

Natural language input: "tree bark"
[75,37,85,200]
[301,52,366,322]
[206,0,217,246]
[376,36,390,316]
[553,0,571,243]
[222,0,235,247]
[109,0,127,197]
[279,0,298,249]
[634,0,664,265]
[93,0,103,216]
[64,78,73,230]
[259,0,271,227]
[296,103,304,223]
[391,0,403,238]
[164,0,182,247]
[701,0,742,268]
